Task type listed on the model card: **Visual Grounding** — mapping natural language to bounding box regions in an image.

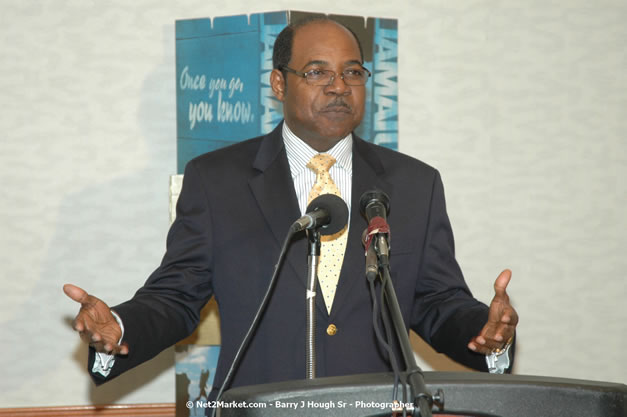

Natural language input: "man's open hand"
[63,284,128,355]
[468,269,518,355]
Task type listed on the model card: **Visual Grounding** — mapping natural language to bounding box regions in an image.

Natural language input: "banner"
[175,11,399,173]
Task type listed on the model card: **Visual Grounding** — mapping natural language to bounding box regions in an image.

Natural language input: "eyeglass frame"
[279,65,372,86]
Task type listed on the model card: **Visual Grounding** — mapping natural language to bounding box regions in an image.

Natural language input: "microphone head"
[306,194,349,236]
[359,190,390,219]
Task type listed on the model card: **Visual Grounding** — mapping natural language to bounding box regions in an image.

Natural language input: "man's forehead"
[295,20,355,41]
[290,21,362,61]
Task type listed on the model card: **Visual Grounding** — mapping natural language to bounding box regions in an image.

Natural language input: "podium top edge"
[224,371,627,398]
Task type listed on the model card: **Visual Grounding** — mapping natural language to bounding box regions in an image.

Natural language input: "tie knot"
[307,153,336,174]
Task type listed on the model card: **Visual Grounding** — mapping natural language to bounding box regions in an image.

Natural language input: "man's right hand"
[63,284,128,355]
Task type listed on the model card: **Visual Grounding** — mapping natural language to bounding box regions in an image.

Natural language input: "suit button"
[327,324,338,336]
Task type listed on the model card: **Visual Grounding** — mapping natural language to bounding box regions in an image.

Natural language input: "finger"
[469,319,515,353]
[493,269,512,297]
[78,330,91,344]
[63,284,90,304]
[467,340,480,352]
[487,320,517,346]
[469,341,497,354]
[89,341,109,353]
[88,332,111,352]
[468,333,511,354]
[95,341,129,356]
[72,312,91,332]
[468,330,499,350]
[73,318,84,332]
[492,326,514,344]
[71,305,98,332]
[499,310,518,327]
[479,314,502,341]
[470,334,505,352]
[504,306,519,326]
[104,342,129,356]
[468,338,496,355]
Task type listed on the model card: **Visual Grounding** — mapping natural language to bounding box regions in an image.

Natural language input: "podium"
[219,372,626,417]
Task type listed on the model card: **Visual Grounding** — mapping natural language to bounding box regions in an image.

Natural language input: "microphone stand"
[374,234,434,417]
[305,228,321,379]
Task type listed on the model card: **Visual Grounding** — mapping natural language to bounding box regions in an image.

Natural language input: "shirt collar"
[282,122,353,178]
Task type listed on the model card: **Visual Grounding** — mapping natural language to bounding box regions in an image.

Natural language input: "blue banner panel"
[176,14,267,172]
[175,12,398,173]
[370,18,398,150]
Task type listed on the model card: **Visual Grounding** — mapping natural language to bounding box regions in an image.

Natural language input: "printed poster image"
[175,345,221,417]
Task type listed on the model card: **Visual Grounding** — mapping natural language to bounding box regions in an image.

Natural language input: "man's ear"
[270,69,286,102]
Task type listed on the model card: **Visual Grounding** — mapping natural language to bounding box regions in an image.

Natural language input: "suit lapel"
[248,123,308,287]
[248,128,394,317]
[330,137,393,318]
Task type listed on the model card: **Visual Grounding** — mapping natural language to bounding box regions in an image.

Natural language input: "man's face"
[271,21,366,151]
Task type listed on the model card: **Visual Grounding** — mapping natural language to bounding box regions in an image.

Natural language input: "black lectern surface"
[218,372,626,417]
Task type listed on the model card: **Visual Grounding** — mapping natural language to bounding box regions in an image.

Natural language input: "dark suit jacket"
[88,122,491,393]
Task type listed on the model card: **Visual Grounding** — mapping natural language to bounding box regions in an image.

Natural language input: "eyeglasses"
[280,65,371,86]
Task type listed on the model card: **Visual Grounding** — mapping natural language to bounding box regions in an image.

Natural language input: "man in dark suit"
[64,17,518,397]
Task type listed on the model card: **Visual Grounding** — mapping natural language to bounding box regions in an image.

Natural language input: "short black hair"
[272,16,365,79]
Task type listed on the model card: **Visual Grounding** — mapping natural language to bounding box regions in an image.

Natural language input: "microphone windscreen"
[359,190,390,219]
[306,194,349,236]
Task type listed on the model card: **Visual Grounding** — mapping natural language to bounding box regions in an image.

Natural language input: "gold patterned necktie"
[307,153,348,314]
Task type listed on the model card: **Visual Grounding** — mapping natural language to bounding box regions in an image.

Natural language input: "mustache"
[324,99,351,110]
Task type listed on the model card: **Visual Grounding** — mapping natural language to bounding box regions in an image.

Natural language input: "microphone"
[359,190,390,223]
[360,190,391,258]
[291,194,349,236]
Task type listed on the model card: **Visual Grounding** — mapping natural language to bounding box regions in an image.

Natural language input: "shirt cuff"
[485,343,512,374]
[91,310,124,377]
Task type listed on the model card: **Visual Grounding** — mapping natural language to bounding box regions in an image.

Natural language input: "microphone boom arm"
[377,245,434,416]
[306,228,321,379]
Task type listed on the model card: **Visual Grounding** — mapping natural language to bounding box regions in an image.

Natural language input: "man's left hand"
[468,269,519,355]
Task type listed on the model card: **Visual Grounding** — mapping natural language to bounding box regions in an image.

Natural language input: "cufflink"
[486,337,513,374]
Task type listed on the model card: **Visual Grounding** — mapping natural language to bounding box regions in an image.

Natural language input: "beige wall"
[1,0,625,407]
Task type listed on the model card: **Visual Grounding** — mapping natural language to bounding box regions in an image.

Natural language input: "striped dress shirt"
[282,122,353,217]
